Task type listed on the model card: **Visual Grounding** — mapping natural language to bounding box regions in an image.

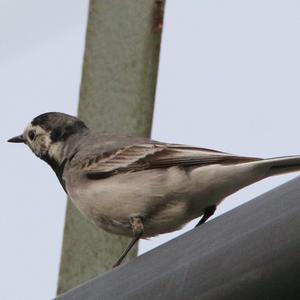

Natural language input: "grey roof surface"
[56,177,300,300]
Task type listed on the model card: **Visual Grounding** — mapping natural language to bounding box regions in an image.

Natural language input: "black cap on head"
[31,112,88,142]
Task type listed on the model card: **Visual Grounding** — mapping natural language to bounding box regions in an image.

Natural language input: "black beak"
[7,134,25,143]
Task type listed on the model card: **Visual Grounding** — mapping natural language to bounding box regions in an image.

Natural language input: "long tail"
[259,155,300,176]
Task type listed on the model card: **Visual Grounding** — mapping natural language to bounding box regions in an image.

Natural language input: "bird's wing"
[75,142,261,179]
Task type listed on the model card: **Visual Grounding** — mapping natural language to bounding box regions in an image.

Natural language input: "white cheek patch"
[24,124,52,157]
[35,134,52,156]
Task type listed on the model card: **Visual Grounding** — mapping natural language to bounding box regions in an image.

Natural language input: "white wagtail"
[8,112,300,267]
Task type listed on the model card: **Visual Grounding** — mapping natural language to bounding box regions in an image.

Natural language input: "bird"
[8,112,300,267]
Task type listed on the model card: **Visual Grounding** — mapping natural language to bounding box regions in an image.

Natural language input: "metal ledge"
[56,177,300,300]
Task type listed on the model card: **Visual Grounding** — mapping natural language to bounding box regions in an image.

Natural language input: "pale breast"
[65,167,196,237]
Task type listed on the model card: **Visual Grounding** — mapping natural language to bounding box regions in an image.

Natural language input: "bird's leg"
[113,216,144,268]
[195,205,216,227]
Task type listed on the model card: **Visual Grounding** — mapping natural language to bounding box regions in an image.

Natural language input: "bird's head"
[7,112,88,161]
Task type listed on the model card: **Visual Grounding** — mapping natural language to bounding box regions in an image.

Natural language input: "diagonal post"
[57,0,165,295]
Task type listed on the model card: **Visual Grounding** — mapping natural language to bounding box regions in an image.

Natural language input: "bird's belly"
[67,168,199,237]
[66,163,259,238]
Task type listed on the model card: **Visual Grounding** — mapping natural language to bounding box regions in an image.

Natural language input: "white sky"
[1,1,300,299]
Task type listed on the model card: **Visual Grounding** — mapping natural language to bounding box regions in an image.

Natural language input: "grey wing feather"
[78,142,261,179]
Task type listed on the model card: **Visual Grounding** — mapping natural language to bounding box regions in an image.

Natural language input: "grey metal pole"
[57,0,165,295]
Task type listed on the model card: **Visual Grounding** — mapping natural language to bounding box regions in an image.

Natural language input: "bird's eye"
[28,130,36,141]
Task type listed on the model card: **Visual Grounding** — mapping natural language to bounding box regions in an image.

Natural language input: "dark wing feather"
[81,143,261,179]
